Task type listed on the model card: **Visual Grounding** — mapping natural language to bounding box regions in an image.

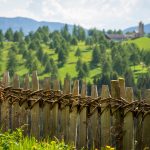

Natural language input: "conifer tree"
[7,51,17,76]
[75,48,81,57]
[91,45,101,67]
[76,58,83,72]
[5,28,13,41]
[44,61,51,73]
[71,36,78,45]
[0,30,4,42]
[82,62,89,76]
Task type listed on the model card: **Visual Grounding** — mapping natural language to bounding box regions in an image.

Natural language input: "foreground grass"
[0,129,115,150]
[0,129,74,150]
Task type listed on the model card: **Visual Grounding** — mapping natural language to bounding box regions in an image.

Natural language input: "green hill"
[126,37,150,50]
[0,38,148,83]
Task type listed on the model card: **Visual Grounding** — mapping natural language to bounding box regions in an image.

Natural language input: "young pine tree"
[5,28,13,41]
[82,62,89,77]
[75,48,81,57]
[7,51,17,77]
[91,45,101,67]
[44,61,52,73]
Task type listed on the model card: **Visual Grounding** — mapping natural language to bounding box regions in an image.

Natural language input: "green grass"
[0,128,115,150]
[126,37,150,50]
[130,64,148,82]
[0,129,75,150]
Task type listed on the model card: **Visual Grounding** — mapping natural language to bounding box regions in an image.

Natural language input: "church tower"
[138,21,144,36]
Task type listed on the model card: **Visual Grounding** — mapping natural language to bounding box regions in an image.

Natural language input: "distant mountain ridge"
[0,17,150,34]
[124,23,150,34]
[0,17,74,34]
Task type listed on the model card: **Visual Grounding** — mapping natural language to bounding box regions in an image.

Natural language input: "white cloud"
[0,0,149,29]
[0,0,7,3]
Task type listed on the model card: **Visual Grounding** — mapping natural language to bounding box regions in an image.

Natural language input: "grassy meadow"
[126,37,150,50]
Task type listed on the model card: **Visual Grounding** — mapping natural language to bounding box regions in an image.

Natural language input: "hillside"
[0,26,150,90]
[0,17,74,34]
[0,41,101,82]
[0,39,148,82]
[125,37,150,50]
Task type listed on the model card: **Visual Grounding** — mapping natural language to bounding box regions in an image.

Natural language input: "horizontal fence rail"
[0,71,150,150]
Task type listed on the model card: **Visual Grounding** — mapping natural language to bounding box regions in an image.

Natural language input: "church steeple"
[138,21,144,36]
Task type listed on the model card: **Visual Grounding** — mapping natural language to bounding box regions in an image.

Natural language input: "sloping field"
[126,37,150,50]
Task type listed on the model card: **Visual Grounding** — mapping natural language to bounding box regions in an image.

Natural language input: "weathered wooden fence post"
[118,78,125,150]
[142,89,150,149]
[1,72,10,131]
[111,80,122,149]
[88,85,100,149]
[101,85,111,148]
[51,79,60,138]
[136,97,143,150]
[43,77,51,138]
[78,81,87,149]
[20,74,30,135]
[61,79,71,142]
[69,80,79,146]
[24,74,30,90]
[123,87,134,150]
[2,71,10,87]
[30,71,40,139]
[12,74,20,130]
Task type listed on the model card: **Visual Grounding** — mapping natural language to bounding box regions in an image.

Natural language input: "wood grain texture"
[1,72,10,131]
[20,74,30,135]
[43,77,51,138]
[51,80,60,139]
[78,81,87,149]
[111,80,122,149]
[101,85,111,147]
[123,87,134,150]
[69,80,79,146]
[142,89,150,149]
[88,85,99,149]
[61,79,70,142]
[12,74,20,130]
[30,71,40,139]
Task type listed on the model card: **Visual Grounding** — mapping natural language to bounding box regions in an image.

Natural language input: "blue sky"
[0,0,149,29]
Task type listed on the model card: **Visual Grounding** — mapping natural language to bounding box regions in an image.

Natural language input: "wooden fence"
[0,71,150,150]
